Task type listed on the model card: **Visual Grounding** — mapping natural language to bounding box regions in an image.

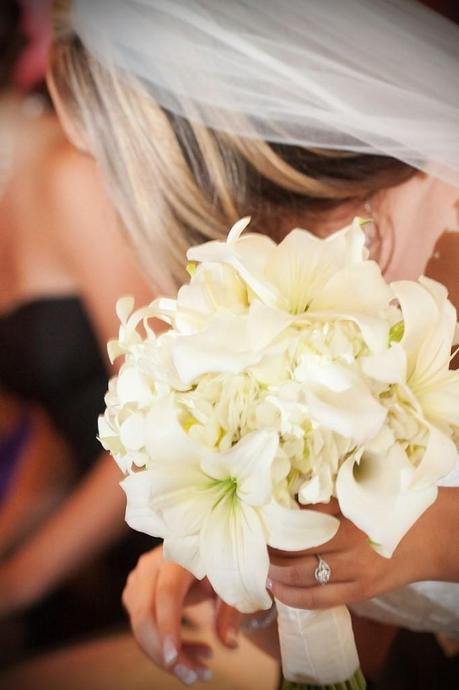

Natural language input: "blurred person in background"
[0,0,156,662]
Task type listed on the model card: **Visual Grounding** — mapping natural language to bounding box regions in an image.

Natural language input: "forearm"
[396,487,459,584]
[0,412,71,556]
[6,452,127,604]
[430,487,459,582]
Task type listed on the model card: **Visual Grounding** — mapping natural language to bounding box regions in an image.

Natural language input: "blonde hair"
[50,0,415,293]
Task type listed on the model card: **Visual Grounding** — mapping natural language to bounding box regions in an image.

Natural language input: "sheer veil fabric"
[72,0,459,186]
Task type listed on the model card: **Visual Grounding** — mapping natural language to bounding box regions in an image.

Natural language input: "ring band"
[314,554,331,585]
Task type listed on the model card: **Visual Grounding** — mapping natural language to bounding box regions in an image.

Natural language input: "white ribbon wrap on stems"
[276,601,360,685]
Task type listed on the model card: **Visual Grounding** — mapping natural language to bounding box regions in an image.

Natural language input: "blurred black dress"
[0,298,107,475]
[0,297,154,654]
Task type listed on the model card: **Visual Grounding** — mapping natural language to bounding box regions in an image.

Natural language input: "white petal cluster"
[99,218,459,610]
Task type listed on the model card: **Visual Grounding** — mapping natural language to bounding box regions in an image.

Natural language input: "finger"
[269,554,348,588]
[123,559,162,665]
[155,564,196,667]
[131,607,163,665]
[269,580,361,610]
[215,599,242,648]
[172,644,214,685]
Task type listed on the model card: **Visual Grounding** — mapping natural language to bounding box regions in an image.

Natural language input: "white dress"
[351,175,459,639]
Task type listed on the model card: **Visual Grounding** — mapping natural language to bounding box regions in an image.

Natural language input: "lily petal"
[392,280,443,377]
[144,397,202,465]
[171,305,290,385]
[201,496,272,613]
[115,295,135,323]
[411,423,458,489]
[142,463,215,537]
[311,262,392,318]
[336,446,437,557]
[121,471,167,539]
[266,230,338,314]
[324,218,368,262]
[164,535,206,580]
[188,233,278,306]
[361,344,407,384]
[304,381,387,444]
[419,370,459,427]
[262,501,339,551]
[201,430,278,506]
[170,316,263,384]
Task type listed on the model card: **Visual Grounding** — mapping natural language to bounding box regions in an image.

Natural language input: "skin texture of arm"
[0,403,72,558]
[0,140,155,617]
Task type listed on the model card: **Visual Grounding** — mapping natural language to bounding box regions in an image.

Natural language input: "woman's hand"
[122,545,240,686]
[267,488,459,610]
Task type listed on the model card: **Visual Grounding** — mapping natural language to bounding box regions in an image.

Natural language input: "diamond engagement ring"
[314,555,331,585]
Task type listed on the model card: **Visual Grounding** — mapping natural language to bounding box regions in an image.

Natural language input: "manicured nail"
[197,668,213,682]
[224,627,239,648]
[174,664,198,686]
[163,636,178,666]
[266,577,273,591]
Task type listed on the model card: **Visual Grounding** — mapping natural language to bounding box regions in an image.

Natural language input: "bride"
[48,0,459,685]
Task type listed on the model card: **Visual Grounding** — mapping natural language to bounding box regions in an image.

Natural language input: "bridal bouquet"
[99,218,459,690]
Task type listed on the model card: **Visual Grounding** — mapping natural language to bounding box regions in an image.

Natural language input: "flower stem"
[281,667,366,690]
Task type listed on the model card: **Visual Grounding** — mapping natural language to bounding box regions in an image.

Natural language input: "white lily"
[362,277,459,430]
[169,300,293,385]
[336,420,458,557]
[121,397,339,613]
[394,277,459,430]
[188,218,393,353]
[107,295,159,364]
[294,356,387,444]
[176,261,249,330]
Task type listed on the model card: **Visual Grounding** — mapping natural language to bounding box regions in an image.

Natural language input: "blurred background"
[0,0,157,667]
[0,1,457,689]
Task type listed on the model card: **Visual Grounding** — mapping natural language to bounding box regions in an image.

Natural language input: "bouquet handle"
[275,599,366,689]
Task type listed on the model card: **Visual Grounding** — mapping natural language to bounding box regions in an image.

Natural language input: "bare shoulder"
[43,140,118,250]
[42,139,148,284]
[41,138,154,353]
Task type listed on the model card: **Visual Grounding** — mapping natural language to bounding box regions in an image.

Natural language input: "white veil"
[71,0,459,186]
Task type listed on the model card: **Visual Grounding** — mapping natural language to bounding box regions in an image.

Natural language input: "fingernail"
[266,577,273,591]
[174,664,198,686]
[163,636,178,666]
[197,668,213,682]
[224,627,239,648]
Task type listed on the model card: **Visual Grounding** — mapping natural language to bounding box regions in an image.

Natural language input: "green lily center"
[220,476,239,498]
[211,475,239,509]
